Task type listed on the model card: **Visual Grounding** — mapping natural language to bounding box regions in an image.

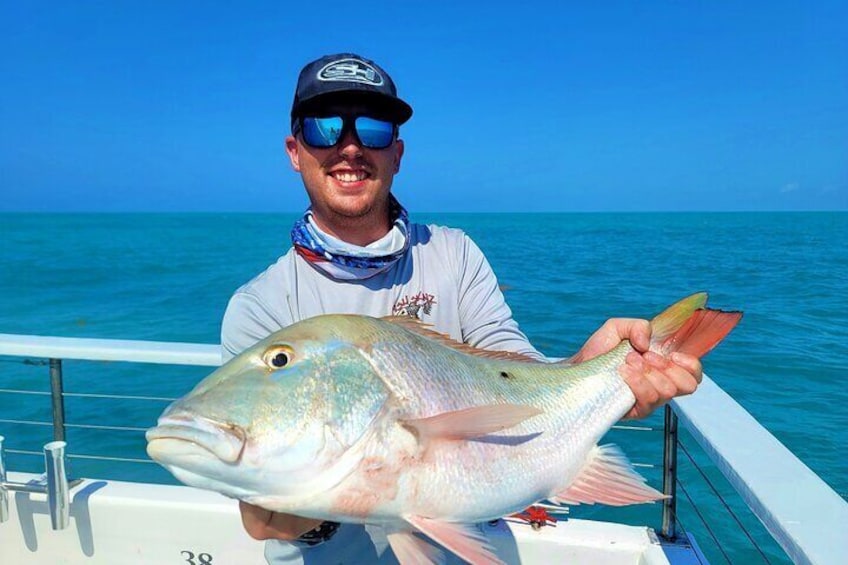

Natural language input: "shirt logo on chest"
[392,292,437,319]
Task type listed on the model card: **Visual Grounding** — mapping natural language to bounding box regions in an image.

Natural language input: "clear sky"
[1,1,845,212]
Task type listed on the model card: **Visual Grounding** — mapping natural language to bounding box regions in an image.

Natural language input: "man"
[221,53,702,564]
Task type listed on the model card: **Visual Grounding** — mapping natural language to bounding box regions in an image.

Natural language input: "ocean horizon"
[1,210,846,563]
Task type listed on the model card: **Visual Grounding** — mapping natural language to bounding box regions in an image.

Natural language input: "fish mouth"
[146,413,247,464]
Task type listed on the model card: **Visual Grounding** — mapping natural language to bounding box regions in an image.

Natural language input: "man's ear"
[393,139,404,173]
[285,135,301,172]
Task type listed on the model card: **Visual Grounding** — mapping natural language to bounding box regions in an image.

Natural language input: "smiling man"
[285,57,407,247]
[221,53,703,564]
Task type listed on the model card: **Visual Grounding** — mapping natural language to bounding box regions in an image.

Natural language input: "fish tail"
[650,293,742,358]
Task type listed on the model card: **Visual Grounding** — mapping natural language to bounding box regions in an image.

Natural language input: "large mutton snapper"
[147,293,740,564]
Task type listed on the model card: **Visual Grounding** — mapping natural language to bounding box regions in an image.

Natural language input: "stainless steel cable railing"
[677,438,773,564]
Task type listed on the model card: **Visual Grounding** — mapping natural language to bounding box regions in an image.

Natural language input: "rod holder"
[0,437,74,530]
[44,441,70,530]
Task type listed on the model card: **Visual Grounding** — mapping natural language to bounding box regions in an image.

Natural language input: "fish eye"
[262,345,294,369]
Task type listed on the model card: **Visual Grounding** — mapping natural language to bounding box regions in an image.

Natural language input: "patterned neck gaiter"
[290,195,410,281]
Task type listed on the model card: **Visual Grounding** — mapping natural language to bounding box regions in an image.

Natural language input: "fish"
[146,293,741,564]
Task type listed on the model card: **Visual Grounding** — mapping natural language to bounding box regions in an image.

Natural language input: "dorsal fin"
[380,316,540,363]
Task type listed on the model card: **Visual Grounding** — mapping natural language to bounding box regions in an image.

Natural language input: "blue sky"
[1,1,845,212]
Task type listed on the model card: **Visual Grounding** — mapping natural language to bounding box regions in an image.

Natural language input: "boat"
[0,332,845,564]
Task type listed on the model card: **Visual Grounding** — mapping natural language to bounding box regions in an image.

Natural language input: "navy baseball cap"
[290,53,413,128]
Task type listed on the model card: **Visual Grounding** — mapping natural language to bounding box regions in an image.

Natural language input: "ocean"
[1,211,846,564]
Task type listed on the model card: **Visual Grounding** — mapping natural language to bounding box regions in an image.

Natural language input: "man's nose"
[337,127,362,159]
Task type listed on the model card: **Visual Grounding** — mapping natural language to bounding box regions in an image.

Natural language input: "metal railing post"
[661,404,678,539]
[0,435,8,522]
[49,358,66,441]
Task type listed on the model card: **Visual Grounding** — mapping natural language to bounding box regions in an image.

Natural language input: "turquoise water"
[1,212,846,563]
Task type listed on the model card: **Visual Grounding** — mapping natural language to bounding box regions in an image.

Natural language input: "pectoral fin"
[404,515,505,565]
[401,404,542,441]
[552,444,669,506]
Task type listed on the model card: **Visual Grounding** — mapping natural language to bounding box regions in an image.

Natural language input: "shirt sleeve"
[455,234,547,361]
[220,290,290,363]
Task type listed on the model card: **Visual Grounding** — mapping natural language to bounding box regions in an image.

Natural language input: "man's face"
[285,102,404,233]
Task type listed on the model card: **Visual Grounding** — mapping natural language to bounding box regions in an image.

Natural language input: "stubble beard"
[305,151,395,238]
[325,193,388,226]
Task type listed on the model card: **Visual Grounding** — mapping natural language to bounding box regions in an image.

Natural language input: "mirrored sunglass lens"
[355,117,395,148]
[302,117,343,147]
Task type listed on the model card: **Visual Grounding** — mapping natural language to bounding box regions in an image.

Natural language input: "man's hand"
[570,318,703,419]
[239,501,323,541]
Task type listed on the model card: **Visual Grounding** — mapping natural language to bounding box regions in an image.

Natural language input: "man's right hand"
[239,501,324,541]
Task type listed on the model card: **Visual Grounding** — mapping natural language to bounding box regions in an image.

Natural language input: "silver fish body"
[146,293,740,563]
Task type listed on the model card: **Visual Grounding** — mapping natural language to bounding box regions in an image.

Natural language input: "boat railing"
[1,332,846,564]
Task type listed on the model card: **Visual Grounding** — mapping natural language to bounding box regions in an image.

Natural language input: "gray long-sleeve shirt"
[222,223,542,362]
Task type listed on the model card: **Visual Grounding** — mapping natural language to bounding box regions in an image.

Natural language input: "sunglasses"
[294,115,397,150]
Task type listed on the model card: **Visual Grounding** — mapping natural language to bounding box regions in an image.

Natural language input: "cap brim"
[293,90,413,125]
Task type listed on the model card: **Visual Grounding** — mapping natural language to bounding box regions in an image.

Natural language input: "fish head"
[146,315,393,503]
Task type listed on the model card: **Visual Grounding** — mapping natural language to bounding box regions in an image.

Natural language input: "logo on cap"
[318,58,384,86]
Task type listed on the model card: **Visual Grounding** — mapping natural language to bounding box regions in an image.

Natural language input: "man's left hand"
[570,318,703,419]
